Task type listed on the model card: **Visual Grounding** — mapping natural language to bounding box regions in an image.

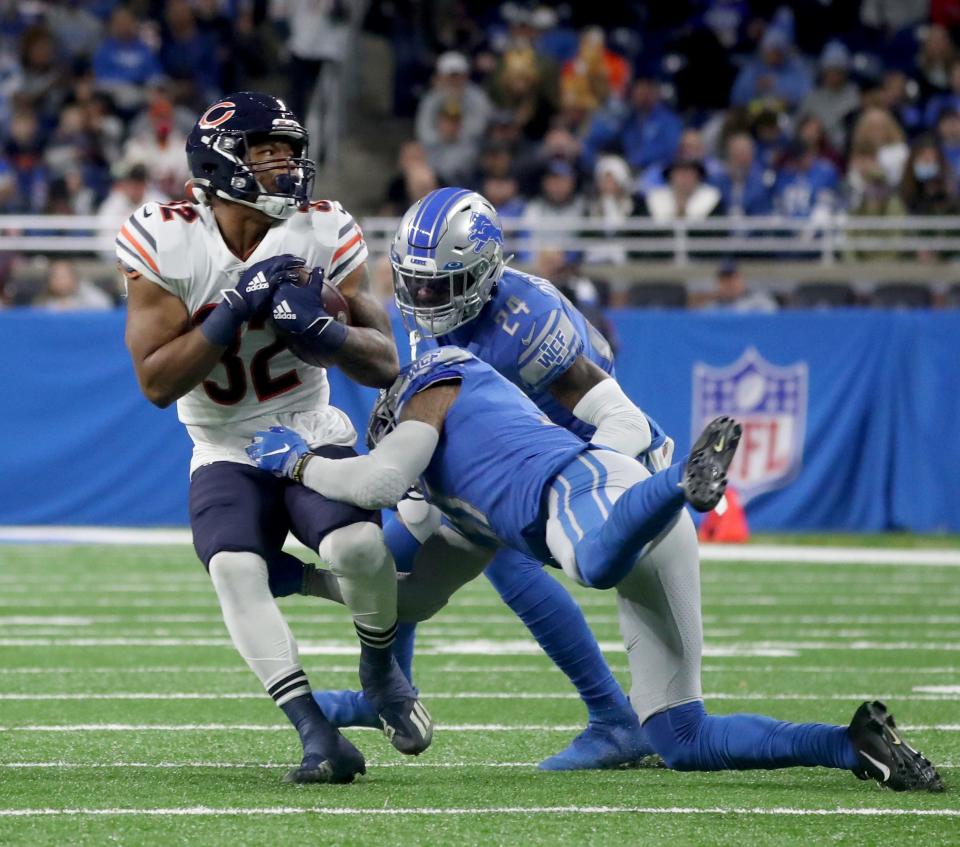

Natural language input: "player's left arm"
[324,262,400,388]
[247,382,460,510]
[548,355,652,457]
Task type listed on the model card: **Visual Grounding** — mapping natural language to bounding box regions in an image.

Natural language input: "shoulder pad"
[366,347,473,447]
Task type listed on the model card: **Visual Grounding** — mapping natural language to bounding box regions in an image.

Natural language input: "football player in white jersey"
[119,92,430,784]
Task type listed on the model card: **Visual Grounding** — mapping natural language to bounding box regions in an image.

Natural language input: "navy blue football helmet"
[186,92,315,220]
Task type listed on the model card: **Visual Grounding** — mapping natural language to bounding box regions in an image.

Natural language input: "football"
[270,277,352,368]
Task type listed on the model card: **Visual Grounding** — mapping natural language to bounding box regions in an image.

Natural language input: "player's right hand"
[246,425,310,478]
[227,254,306,320]
[201,254,306,346]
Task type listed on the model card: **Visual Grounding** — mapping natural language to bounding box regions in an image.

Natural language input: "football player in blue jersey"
[316,188,676,770]
[248,348,942,792]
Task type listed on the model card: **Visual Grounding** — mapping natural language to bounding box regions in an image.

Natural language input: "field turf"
[0,541,957,845]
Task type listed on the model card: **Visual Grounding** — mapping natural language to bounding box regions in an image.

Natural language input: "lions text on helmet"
[390,188,505,337]
[186,92,316,220]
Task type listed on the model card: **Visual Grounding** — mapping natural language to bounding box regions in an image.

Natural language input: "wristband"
[302,317,349,356]
[292,452,314,484]
[201,300,243,347]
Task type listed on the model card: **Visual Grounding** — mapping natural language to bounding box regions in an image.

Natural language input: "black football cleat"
[847,700,944,792]
[283,733,366,785]
[682,416,742,512]
[360,653,433,756]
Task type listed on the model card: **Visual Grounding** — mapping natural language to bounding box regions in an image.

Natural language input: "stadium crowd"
[3,0,960,309]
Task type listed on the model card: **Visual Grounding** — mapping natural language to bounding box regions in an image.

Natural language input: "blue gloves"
[246,425,310,479]
[202,254,306,346]
[270,268,348,358]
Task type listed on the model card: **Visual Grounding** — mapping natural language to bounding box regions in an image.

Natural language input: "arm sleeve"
[301,420,439,510]
[572,377,652,457]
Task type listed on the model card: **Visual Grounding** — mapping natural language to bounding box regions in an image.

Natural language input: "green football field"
[0,540,958,846]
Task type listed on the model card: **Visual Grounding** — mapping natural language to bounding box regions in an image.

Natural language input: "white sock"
[208,550,310,706]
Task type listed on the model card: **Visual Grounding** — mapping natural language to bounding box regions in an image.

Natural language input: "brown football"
[319,280,351,327]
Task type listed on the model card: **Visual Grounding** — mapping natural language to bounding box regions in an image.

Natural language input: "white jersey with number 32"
[116,199,368,474]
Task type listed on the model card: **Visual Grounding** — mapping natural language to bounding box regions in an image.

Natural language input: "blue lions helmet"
[186,92,315,220]
[391,188,505,337]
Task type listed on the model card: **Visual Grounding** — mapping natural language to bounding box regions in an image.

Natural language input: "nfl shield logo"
[691,347,808,504]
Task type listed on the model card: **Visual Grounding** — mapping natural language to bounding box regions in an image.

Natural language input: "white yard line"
[0,805,958,818]
[1,722,957,732]
[2,526,959,566]
[0,691,956,702]
[1,636,958,655]
[0,664,953,677]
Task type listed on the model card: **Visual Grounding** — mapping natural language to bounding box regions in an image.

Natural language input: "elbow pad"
[573,378,652,457]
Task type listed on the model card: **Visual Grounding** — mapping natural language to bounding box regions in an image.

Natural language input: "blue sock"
[383,516,418,683]
[574,462,686,589]
[645,701,860,771]
[484,549,635,725]
[280,692,338,757]
[266,550,308,598]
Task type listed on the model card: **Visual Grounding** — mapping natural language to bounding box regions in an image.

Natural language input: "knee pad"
[208,550,267,594]
[319,522,388,579]
[644,700,707,771]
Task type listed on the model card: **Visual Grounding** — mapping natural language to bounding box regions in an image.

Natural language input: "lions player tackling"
[120,92,430,784]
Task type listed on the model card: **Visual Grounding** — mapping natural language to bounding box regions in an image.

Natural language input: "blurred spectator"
[581,74,682,172]
[845,153,906,260]
[704,259,778,312]
[772,140,839,220]
[712,131,774,216]
[559,26,629,116]
[159,0,221,105]
[482,174,525,217]
[473,140,514,186]
[535,247,616,351]
[45,3,104,62]
[33,259,113,311]
[800,41,860,150]
[796,114,844,171]
[273,0,353,131]
[730,27,813,109]
[97,163,167,243]
[416,51,492,147]
[585,154,635,264]
[488,41,555,142]
[850,107,909,186]
[121,93,190,199]
[523,159,585,252]
[751,106,791,169]
[861,0,930,33]
[925,57,960,127]
[935,108,960,180]
[900,134,960,214]
[92,6,164,116]
[17,24,68,122]
[877,69,925,137]
[638,158,722,223]
[0,153,16,212]
[422,98,478,185]
[382,141,433,215]
[5,107,48,212]
[916,23,955,97]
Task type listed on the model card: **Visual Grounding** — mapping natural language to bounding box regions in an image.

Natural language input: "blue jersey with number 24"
[439,268,664,449]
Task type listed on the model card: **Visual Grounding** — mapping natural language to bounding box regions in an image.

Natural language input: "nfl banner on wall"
[691,347,808,504]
